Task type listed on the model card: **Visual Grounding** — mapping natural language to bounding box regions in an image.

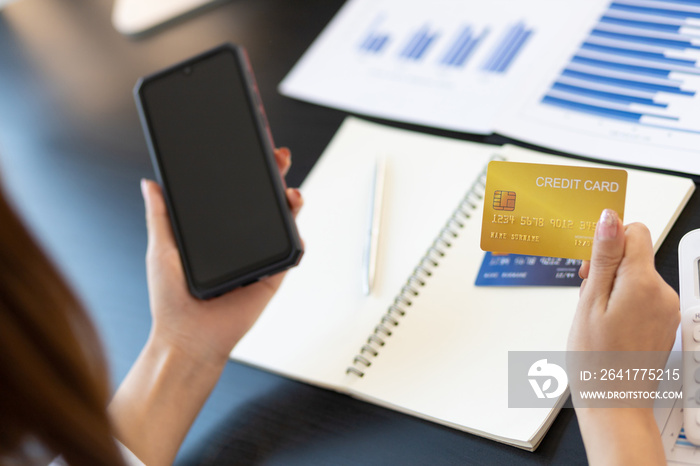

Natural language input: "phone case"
[133,43,303,299]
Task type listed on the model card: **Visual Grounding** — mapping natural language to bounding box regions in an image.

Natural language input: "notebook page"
[348,147,693,445]
[231,118,493,388]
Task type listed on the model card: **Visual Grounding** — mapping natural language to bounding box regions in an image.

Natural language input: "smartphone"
[134,44,303,299]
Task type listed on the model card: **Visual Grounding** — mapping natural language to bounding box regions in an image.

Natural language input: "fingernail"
[140,179,152,213]
[596,209,618,240]
[290,188,303,207]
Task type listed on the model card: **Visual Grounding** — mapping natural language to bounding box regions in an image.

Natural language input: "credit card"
[474,252,583,287]
[480,161,627,260]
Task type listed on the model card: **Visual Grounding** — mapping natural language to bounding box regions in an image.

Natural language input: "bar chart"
[482,21,534,73]
[439,26,490,67]
[359,32,391,54]
[667,429,700,463]
[356,14,531,70]
[540,0,700,133]
[399,25,441,60]
[675,429,696,449]
[359,16,392,54]
[282,0,587,134]
[659,402,700,464]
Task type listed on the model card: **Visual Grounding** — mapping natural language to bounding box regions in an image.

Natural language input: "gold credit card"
[480,161,627,260]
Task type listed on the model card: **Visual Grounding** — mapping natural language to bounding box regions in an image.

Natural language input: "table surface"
[1,1,698,464]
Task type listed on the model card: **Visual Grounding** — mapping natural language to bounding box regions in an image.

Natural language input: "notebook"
[231,117,695,450]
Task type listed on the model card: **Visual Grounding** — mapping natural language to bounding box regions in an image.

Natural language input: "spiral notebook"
[231,117,694,450]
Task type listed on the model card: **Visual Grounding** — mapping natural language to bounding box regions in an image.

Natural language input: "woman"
[1,147,302,465]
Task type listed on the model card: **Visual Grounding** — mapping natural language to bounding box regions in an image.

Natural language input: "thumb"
[141,179,176,253]
[582,209,624,310]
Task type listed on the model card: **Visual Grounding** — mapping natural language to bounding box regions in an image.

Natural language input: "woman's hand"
[110,147,302,466]
[569,209,678,353]
[141,147,303,369]
[567,209,679,466]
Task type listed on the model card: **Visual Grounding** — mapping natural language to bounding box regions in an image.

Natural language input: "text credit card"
[480,161,627,260]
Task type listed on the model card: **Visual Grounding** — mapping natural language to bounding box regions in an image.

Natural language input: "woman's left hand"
[141,147,303,369]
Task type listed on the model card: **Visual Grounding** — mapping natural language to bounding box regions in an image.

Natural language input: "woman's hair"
[0,185,125,465]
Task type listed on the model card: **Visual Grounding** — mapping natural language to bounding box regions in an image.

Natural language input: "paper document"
[658,337,700,465]
[662,400,700,465]
[282,0,700,174]
[502,0,700,175]
[280,0,601,134]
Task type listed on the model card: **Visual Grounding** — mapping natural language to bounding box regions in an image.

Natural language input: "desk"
[0,1,697,464]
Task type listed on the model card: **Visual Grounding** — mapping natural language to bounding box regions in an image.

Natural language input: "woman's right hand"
[569,209,679,353]
[567,209,679,466]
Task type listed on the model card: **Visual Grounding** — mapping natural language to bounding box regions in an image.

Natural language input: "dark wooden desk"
[0,1,697,464]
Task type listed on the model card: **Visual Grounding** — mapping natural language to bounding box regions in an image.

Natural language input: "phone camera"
[183,66,192,76]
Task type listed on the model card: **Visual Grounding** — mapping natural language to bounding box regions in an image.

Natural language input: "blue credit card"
[475,252,583,287]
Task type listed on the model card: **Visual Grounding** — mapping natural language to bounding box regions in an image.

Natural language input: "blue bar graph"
[657,0,700,5]
[677,429,697,448]
[359,34,390,53]
[561,69,694,95]
[590,29,700,50]
[600,15,682,32]
[603,8,689,26]
[400,26,440,61]
[552,82,668,107]
[441,26,471,64]
[543,95,647,122]
[541,0,700,133]
[440,26,490,67]
[572,55,672,77]
[609,2,700,19]
[359,20,391,54]
[482,21,534,73]
[581,42,697,66]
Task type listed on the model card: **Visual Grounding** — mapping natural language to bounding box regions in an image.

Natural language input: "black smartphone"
[134,44,303,299]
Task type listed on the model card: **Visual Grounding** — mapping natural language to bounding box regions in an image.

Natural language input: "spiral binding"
[345,157,499,377]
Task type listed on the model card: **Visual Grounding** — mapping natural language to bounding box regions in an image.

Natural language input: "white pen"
[364,156,386,296]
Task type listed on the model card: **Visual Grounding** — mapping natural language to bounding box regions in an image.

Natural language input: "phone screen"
[139,49,291,288]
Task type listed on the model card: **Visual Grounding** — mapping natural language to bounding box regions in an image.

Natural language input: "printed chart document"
[656,337,700,465]
[501,0,700,176]
[281,0,700,174]
[661,401,700,465]
[280,0,602,134]
[231,117,694,450]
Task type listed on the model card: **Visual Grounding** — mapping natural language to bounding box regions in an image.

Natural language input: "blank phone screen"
[140,49,291,288]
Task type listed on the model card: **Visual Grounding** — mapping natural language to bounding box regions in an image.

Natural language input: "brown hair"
[0,184,125,465]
